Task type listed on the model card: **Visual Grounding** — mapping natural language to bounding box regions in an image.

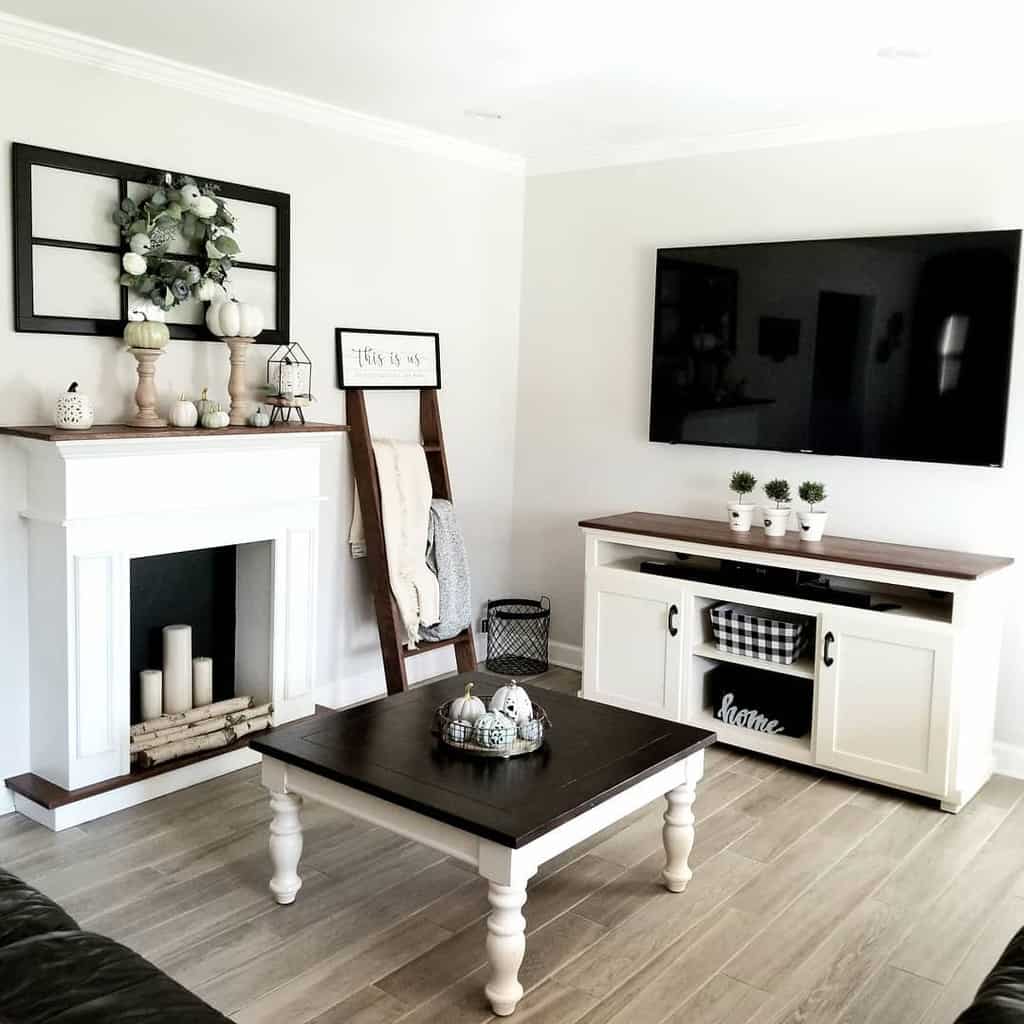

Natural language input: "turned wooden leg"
[484,880,527,1016]
[225,337,255,426]
[662,780,696,892]
[268,791,303,904]
[127,348,167,428]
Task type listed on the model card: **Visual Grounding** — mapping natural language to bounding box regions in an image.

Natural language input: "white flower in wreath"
[178,183,202,209]
[129,232,152,255]
[192,195,218,219]
[122,252,147,275]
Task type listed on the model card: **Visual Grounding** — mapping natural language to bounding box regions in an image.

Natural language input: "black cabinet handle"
[823,631,835,667]
[668,604,679,637]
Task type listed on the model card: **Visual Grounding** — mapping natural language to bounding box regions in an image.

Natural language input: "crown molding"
[0,11,524,175]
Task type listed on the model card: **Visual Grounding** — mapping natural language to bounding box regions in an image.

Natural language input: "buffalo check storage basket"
[709,603,810,665]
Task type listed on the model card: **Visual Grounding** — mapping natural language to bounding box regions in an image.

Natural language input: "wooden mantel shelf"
[0,421,348,442]
[579,511,1014,581]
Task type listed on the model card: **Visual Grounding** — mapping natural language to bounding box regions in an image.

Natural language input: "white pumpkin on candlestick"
[205,299,264,339]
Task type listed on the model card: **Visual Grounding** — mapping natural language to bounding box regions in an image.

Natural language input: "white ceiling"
[3,0,1024,173]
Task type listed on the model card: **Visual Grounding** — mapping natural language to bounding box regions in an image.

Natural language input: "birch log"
[134,714,271,767]
[130,696,253,737]
[130,703,273,753]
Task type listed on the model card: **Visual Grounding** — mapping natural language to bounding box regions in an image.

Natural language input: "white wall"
[511,122,1024,753]
[0,45,524,809]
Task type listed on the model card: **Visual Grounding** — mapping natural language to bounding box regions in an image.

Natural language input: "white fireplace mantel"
[9,425,343,828]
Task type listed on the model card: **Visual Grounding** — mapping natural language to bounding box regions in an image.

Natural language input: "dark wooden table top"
[579,511,1014,581]
[251,674,715,848]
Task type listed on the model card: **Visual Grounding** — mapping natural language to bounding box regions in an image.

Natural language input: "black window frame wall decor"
[11,142,290,344]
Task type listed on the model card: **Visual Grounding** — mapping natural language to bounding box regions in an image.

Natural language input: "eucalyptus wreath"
[113,174,239,312]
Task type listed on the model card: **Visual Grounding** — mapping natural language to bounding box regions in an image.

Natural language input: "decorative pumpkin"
[54,382,94,430]
[518,719,543,743]
[124,319,169,350]
[472,711,516,749]
[169,394,198,428]
[205,299,264,339]
[195,387,215,418]
[195,279,223,303]
[200,404,229,429]
[450,682,486,724]
[490,683,533,725]
[249,406,271,428]
[445,720,473,745]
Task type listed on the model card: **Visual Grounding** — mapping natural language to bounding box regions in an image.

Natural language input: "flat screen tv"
[650,229,1021,466]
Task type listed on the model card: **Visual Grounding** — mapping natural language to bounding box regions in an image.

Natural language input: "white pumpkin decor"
[517,719,543,743]
[54,382,94,430]
[169,394,198,428]
[490,683,533,725]
[451,682,486,724]
[445,720,473,744]
[195,387,215,418]
[200,404,229,429]
[205,299,264,339]
[249,406,271,428]
[472,711,516,749]
[123,319,169,350]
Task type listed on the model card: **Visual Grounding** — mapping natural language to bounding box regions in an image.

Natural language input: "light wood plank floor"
[1,666,1021,1024]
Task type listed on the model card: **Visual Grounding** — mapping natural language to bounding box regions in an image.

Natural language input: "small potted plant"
[797,481,828,541]
[761,478,791,537]
[727,471,757,532]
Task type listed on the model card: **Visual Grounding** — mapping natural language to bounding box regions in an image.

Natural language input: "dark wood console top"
[0,421,347,442]
[579,512,1013,581]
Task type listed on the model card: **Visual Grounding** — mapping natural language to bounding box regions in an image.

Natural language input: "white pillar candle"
[192,657,213,708]
[162,624,193,715]
[140,669,163,722]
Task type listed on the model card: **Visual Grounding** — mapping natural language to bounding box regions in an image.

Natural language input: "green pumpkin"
[124,320,169,350]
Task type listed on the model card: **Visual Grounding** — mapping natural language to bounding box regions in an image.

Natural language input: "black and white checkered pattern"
[709,603,808,664]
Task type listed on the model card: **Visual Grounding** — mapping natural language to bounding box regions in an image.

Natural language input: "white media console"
[580,512,1014,812]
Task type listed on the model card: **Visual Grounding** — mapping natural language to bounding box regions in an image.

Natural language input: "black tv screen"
[650,230,1020,466]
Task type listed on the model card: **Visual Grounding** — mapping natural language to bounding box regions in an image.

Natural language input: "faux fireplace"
[2,421,344,830]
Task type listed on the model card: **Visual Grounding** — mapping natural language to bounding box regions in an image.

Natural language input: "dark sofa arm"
[956,927,1024,1023]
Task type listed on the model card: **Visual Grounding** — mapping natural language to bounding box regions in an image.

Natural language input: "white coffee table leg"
[484,880,528,1016]
[662,778,696,892]
[269,791,303,904]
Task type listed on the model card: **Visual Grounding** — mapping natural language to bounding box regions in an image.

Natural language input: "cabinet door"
[814,610,953,794]
[582,568,684,720]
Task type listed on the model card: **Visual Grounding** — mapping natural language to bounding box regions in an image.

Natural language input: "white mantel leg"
[484,880,528,1016]
[269,791,304,904]
[662,778,697,892]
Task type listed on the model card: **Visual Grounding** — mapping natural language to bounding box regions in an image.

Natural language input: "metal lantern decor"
[266,343,313,424]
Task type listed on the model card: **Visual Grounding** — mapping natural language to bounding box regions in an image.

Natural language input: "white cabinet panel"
[815,609,953,794]
[583,568,683,720]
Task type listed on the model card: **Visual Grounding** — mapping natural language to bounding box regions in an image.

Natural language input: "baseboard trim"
[315,633,488,710]
[548,641,583,672]
[994,741,1024,781]
[0,786,13,816]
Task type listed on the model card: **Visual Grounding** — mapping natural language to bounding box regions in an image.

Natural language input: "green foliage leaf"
[729,470,756,497]
[205,240,222,259]
[214,235,239,255]
[798,481,827,507]
[763,478,792,505]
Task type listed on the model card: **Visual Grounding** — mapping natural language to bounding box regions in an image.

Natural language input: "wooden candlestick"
[127,348,167,428]
[226,337,255,426]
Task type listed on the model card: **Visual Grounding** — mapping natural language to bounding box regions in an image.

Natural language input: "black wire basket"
[485,597,551,676]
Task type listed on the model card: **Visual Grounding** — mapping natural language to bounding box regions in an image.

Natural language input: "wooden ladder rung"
[402,629,473,658]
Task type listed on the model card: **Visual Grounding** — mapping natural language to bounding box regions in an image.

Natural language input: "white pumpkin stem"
[463,682,474,700]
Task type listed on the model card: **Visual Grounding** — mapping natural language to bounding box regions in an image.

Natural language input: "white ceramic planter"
[797,510,829,542]
[761,506,790,537]
[727,502,755,532]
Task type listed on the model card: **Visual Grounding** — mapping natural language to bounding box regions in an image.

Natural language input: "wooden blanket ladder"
[346,388,477,694]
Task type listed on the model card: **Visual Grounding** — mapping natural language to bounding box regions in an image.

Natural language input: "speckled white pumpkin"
[54,382,94,430]
[450,682,486,724]
[445,720,473,745]
[517,719,543,743]
[473,712,516,749]
[490,683,533,725]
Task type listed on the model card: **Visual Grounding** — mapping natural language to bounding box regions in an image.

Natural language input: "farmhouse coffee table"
[250,674,715,1016]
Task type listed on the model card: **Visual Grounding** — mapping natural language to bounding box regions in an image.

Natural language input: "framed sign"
[335,328,441,390]
[12,142,291,344]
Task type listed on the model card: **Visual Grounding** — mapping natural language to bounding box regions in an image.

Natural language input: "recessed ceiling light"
[465,109,503,120]
[877,45,932,60]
